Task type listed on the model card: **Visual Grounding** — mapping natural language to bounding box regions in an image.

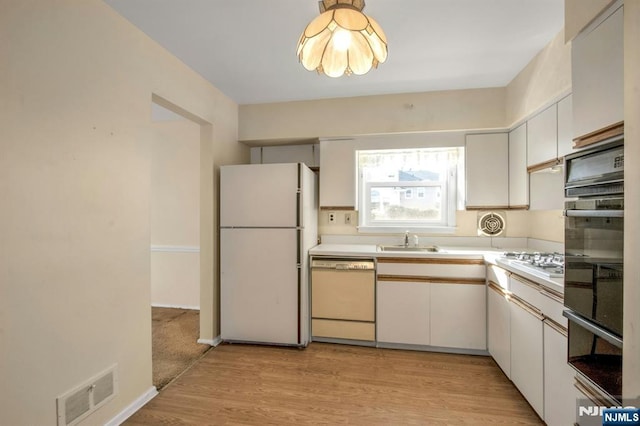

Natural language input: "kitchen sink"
[377,245,441,253]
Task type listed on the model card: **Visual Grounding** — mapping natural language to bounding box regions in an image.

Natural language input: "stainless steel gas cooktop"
[500,252,565,278]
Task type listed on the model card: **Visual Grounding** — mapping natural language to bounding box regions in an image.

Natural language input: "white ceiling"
[104,0,564,105]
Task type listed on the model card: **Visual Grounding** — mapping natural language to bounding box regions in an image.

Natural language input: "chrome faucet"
[404,230,410,247]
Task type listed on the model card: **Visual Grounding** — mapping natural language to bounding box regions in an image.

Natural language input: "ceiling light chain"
[296,0,388,78]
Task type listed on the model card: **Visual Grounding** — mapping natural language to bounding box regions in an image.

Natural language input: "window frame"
[357,147,461,234]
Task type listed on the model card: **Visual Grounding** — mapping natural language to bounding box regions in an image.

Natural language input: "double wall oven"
[563,138,624,402]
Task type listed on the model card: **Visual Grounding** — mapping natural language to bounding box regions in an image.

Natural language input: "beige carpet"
[152,307,211,390]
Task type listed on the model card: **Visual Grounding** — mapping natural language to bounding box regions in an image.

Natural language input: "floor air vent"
[57,365,118,426]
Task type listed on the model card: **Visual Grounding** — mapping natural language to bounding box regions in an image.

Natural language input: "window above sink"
[357,147,465,233]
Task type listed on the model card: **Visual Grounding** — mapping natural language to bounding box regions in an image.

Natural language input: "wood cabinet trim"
[573,121,624,148]
[527,158,562,174]
[377,257,485,265]
[465,205,511,210]
[377,275,485,285]
[319,206,355,211]
[488,280,509,296]
[510,295,544,320]
[544,318,568,337]
[511,274,541,291]
[311,316,375,324]
[540,286,564,303]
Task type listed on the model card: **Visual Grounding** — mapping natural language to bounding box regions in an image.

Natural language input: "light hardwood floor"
[125,343,544,425]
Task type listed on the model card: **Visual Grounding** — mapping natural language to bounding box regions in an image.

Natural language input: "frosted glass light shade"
[296,3,388,78]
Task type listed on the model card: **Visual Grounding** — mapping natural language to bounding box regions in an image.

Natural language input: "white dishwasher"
[310,258,376,344]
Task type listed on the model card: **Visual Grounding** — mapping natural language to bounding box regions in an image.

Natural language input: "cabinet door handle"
[543,318,567,337]
[565,209,624,218]
[539,287,563,303]
[488,280,509,297]
[511,296,544,320]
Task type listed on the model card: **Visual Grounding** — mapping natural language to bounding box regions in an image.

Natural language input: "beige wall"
[623,0,640,405]
[151,120,200,246]
[239,88,506,142]
[239,29,571,144]
[240,31,571,246]
[0,2,245,425]
[527,211,565,243]
[505,30,572,126]
[151,119,201,309]
[151,252,200,309]
[565,0,616,42]
[318,210,564,244]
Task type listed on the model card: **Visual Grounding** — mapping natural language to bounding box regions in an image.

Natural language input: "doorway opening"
[150,99,209,390]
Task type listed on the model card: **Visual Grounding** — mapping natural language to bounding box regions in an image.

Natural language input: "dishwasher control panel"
[311,258,375,270]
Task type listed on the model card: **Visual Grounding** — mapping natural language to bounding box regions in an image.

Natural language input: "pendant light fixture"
[296,0,388,78]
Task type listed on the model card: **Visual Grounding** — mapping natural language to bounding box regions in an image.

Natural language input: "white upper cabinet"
[251,144,319,167]
[571,5,624,143]
[465,133,509,208]
[557,94,574,159]
[319,140,356,208]
[527,104,558,169]
[529,172,565,211]
[508,123,528,208]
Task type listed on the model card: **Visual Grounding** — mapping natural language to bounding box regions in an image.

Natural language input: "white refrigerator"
[220,163,318,346]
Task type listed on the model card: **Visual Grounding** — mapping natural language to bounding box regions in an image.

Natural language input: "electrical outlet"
[328,212,336,223]
[344,213,352,225]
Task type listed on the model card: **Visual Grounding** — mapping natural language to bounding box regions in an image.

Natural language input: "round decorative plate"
[478,211,506,236]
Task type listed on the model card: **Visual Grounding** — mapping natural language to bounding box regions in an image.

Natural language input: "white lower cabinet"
[487,284,511,378]
[373,259,575,425]
[376,280,430,345]
[376,258,486,350]
[509,298,544,419]
[487,267,575,423]
[430,283,486,350]
[543,321,576,426]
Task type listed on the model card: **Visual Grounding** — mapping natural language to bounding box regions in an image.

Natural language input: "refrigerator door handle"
[296,190,302,229]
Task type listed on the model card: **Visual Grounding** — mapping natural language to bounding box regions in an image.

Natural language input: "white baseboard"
[197,336,222,347]
[104,386,157,426]
[151,303,200,310]
[150,245,200,253]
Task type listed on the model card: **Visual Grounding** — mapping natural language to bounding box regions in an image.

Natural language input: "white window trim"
[357,225,457,234]
[358,168,458,234]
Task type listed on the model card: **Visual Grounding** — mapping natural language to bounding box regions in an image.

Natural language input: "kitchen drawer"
[487,264,510,290]
[377,258,485,279]
[509,275,543,309]
[538,287,567,327]
[312,319,375,341]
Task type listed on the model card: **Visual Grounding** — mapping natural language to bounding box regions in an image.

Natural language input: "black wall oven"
[563,138,624,402]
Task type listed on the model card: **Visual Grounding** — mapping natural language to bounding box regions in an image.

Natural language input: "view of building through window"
[358,147,464,230]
